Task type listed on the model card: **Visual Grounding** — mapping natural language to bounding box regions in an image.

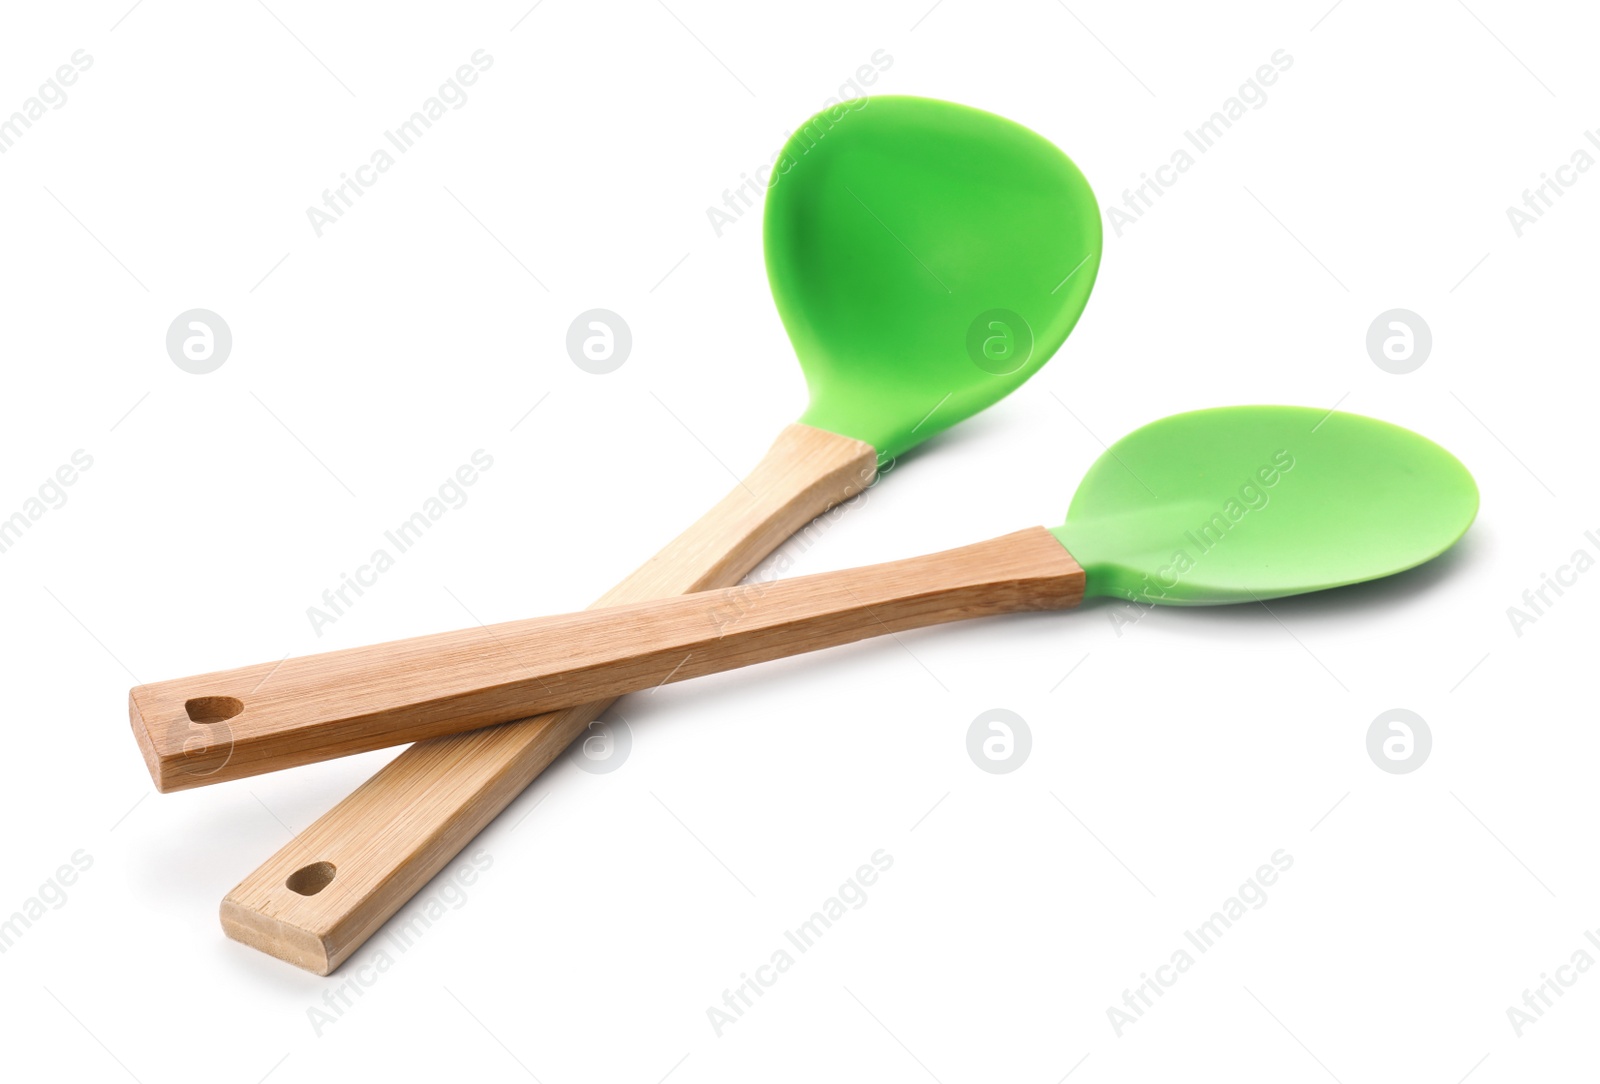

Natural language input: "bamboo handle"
[132,530,1081,790]
[219,423,877,973]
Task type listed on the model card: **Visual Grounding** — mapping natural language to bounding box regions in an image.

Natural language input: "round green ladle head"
[764,95,1102,460]
[1050,406,1479,605]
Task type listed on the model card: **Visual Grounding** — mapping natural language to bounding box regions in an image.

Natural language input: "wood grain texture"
[220,423,878,973]
[135,530,1081,789]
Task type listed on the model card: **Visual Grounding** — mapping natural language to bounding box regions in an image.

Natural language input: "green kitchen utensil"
[163,93,1106,975]
[143,406,1476,795]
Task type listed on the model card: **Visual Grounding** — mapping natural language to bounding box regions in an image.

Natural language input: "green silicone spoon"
[145,407,1476,790]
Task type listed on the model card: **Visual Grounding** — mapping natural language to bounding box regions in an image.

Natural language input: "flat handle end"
[130,685,245,793]
[220,892,337,975]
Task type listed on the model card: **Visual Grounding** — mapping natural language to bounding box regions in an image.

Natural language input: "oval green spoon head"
[1050,406,1479,605]
[764,95,1102,460]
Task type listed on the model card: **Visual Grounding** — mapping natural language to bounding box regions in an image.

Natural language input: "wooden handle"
[133,529,1082,790]
[219,423,878,973]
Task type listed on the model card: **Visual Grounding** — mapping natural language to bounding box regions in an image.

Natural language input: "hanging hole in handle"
[186,696,244,724]
[286,861,337,896]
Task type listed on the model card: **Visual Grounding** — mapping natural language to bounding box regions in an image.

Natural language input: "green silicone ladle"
[766,95,1102,459]
[181,95,1108,970]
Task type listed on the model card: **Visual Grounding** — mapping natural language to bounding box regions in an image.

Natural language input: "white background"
[1,1,1595,1080]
